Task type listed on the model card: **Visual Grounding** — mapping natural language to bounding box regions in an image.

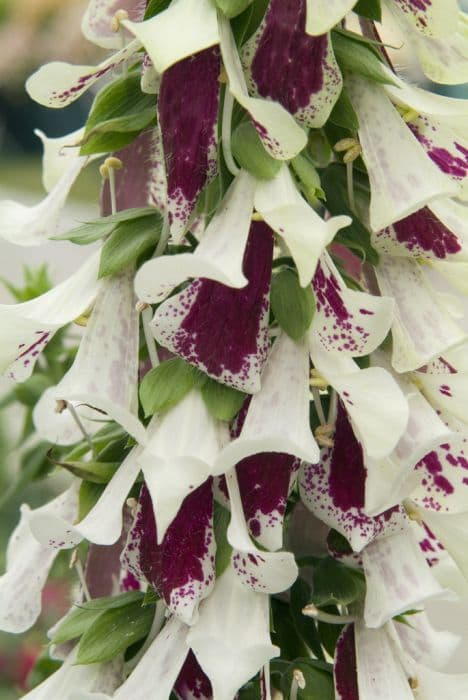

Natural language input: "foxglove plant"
[1,0,468,698]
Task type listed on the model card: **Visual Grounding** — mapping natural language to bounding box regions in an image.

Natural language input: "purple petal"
[101,127,166,214]
[174,651,213,700]
[123,481,215,624]
[334,625,359,700]
[243,0,341,128]
[236,453,300,551]
[159,47,220,241]
[152,221,274,393]
[299,403,408,552]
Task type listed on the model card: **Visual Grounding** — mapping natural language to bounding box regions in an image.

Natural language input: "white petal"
[422,510,468,582]
[0,485,78,633]
[35,127,87,192]
[384,73,468,119]
[215,334,319,474]
[254,168,351,286]
[219,15,306,160]
[1,250,101,381]
[363,528,446,628]
[187,566,279,700]
[82,0,146,49]
[415,664,468,700]
[225,469,298,594]
[30,447,142,549]
[33,269,145,445]
[310,340,409,459]
[141,55,161,94]
[395,610,460,670]
[26,39,141,108]
[122,0,218,74]
[391,0,458,38]
[348,76,456,231]
[113,616,189,700]
[305,0,356,35]
[135,170,255,303]
[139,392,227,542]
[354,622,414,700]
[375,256,467,372]
[0,159,84,246]
[417,370,468,428]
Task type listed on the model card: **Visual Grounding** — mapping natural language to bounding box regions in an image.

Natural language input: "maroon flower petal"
[334,625,359,700]
[174,651,213,700]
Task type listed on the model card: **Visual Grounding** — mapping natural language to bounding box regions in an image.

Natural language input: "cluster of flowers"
[1,0,468,698]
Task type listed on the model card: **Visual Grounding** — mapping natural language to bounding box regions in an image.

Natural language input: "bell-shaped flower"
[138,391,228,543]
[174,651,212,700]
[347,76,457,232]
[304,0,356,35]
[236,452,300,551]
[150,221,273,393]
[0,484,78,633]
[242,0,342,129]
[33,268,146,446]
[362,525,446,628]
[81,0,146,49]
[122,481,215,625]
[225,468,298,594]
[158,46,220,242]
[122,0,219,75]
[135,169,256,303]
[20,647,122,700]
[300,402,408,553]
[29,447,142,551]
[215,332,319,473]
[0,126,95,246]
[219,14,307,160]
[394,608,460,670]
[0,250,101,382]
[375,256,467,372]
[391,0,458,38]
[186,564,279,700]
[255,166,351,286]
[26,38,142,108]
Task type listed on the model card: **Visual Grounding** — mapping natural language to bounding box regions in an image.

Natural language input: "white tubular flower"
[0,484,78,633]
[33,268,146,446]
[138,391,228,543]
[135,169,256,304]
[82,0,146,49]
[29,447,142,551]
[26,39,142,108]
[362,527,447,629]
[225,468,298,594]
[0,251,101,382]
[219,13,307,160]
[347,76,457,232]
[122,0,219,74]
[215,333,320,474]
[255,166,351,287]
[187,564,279,700]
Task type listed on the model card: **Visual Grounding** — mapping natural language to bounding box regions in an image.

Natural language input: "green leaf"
[80,73,156,156]
[79,480,105,520]
[271,598,309,661]
[307,131,333,168]
[281,659,334,700]
[231,120,282,180]
[26,653,62,691]
[0,263,52,302]
[290,153,325,203]
[14,373,52,407]
[52,592,144,644]
[270,269,315,340]
[215,0,253,18]
[290,578,325,660]
[311,557,366,607]
[214,502,233,577]
[201,379,246,421]
[77,598,153,664]
[354,0,382,21]
[332,31,397,85]
[144,0,171,18]
[329,87,359,132]
[232,0,269,45]
[99,213,162,278]
[53,207,158,245]
[139,358,203,417]
[0,442,52,510]
[48,453,119,484]
[320,163,379,266]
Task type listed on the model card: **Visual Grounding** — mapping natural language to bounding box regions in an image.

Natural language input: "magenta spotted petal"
[174,651,213,700]
[159,47,220,242]
[152,222,274,393]
[299,403,408,552]
[123,481,215,625]
[242,0,341,128]
[334,625,359,700]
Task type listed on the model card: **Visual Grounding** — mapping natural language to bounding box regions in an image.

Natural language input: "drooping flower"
[81,0,146,49]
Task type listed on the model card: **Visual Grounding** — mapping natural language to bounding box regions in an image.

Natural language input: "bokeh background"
[0,0,467,697]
